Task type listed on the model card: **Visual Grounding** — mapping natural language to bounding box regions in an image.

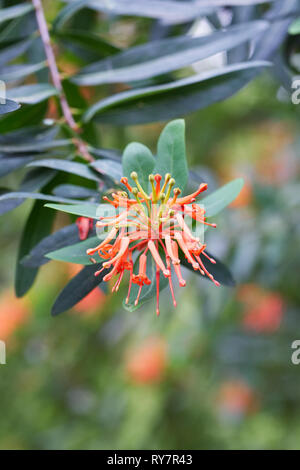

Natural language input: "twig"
[32,0,93,162]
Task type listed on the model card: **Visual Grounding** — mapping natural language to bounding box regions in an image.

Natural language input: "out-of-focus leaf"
[22,223,96,268]
[73,21,268,85]
[46,235,101,265]
[89,147,122,161]
[52,184,99,199]
[0,3,33,25]
[83,61,270,125]
[0,102,48,134]
[44,202,106,219]
[0,61,46,82]
[53,0,90,30]
[154,119,188,192]
[6,84,58,104]
[51,263,108,316]
[181,252,235,287]
[55,29,120,59]
[15,200,54,297]
[0,167,56,215]
[0,37,34,67]
[122,143,155,189]
[28,159,101,181]
[54,0,213,29]
[252,0,299,60]
[0,191,83,205]
[0,155,34,177]
[201,178,244,217]
[0,140,70,153]
[227,6,258,64]
[0,98,20,115]
[91,159,123,182]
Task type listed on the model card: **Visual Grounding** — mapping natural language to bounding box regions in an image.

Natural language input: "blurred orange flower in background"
[73,287,106,315]
[125,337,167,385]
[0,290,31,341]
[238,284,284,333]
[230,179,253,208]
[217,380,258,418]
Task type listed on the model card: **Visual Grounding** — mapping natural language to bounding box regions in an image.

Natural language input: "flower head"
[87,172,219,315]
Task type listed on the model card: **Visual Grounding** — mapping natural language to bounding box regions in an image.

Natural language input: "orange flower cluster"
[87,172,219,315]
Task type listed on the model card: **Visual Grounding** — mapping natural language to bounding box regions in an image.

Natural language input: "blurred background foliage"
[0,0,300,450]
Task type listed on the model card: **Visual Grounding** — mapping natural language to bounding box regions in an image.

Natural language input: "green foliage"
[122,143,156,189]
[0,0,298,315]
[155,120,188,192]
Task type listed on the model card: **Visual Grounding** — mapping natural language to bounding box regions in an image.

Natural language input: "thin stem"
[32,0,93,162]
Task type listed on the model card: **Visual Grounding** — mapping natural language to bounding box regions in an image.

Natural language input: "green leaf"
[72,21,268,86]
[0,102,48,134]
[0,156,34,177]
[0,37,34,67]
[46,236,101,265]
[15,200,55,297]
[0,3,33,25]
[22,223,81,268]
[0,99,20,115]
[122,143,156,189]
[123,254,169,312]
[6,84,58,105]
[51,264,108,316]
[181,251,235,287]
[27,159,100,181]
[202,178,244,217]
[54,0,212,29]
[91,159,123,183]
[55,29,120,59]
[53,0,90,31]
[0,191,84,205]
[52,184,98,199]
[83,61,270,125]
[0,62,46,82]
[44,202,105,219]
[289,17,300,35]
[154,119,188,192]
[0,141,70,153]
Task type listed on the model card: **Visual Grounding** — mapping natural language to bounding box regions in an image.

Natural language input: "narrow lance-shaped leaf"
[0,191,85,205]
[44,202,106,219]
[27,159,101,181]
[83,61,270,125]
[181,252,235,287]
[0,62,46,82]
[6,84,58,105]
[0,3,33,25]
[0,156,34,178]
[51,264,108,316]
[0,37,34,67]
[45,236,101,265]
[202,178,244,217]
[91,159,123,183]
[73,21,268,85]
[23,224,97,268]
[15,200,55,297]
[54,0,213,29]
